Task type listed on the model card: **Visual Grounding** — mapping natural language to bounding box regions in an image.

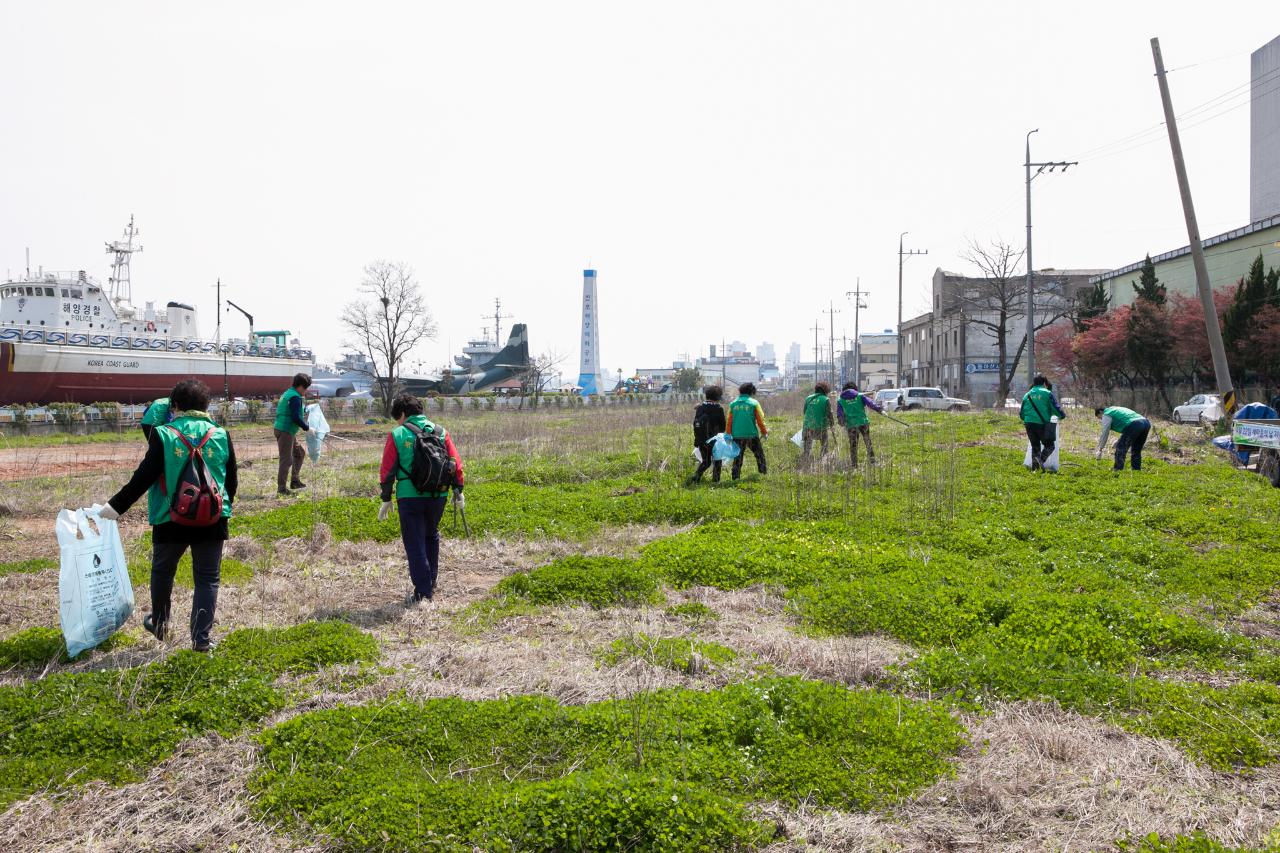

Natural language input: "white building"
[1251,35,1280,223]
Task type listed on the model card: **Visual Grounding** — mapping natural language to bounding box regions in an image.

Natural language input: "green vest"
[390,415,452,499]
[141,398,171,427]
[729,396,762,438]
[146,414,232,525]
[1021,386,1055,425]
[274,387,304,433]
[802,393,832,430]
[1103,406,1142,432]
[839,394,869,427]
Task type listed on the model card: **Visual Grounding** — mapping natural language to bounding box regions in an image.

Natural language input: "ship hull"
[0,341,312,404]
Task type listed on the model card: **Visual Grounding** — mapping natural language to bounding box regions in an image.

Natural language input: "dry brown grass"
[757,702,1280,852]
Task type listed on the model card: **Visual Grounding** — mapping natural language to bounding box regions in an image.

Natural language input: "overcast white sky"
[2,2,1274,375]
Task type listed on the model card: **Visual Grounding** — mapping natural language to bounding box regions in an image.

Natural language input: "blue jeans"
[397,497,447,599]
[1114,419,1151,471]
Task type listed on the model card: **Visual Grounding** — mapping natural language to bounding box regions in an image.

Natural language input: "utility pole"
[1024,129,1077,386]
[810,319,823,389]
[215,278,229,401]
[898,233,927,386]
[846,278,869,388]
[1151,37,1236,414]
[825,301,841,387]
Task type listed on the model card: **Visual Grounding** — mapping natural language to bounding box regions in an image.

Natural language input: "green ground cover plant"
[0,626,135,669]
[493,555,663,609]
[664,601,719,622]
[1117,831,1280,852]
[0,621,377,807]
[0,557,57,576]
[462,416,1280,769]
[597,633,738,674]
[252,677,964,851]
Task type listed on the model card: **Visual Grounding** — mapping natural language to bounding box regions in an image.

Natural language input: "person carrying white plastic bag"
[57,505,133,659]
[94,379,238,652]
[305,400,331,462]
[1019,376,1067,473]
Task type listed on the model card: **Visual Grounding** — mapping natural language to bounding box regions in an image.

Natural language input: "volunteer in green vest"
[98,379,237,652]
[1095,405,1151,471]
[1019,375,1067,472]
[726,382,768,480]
[139,396,172,441]
[837,381,884,468]
[273,373,312,496]
[378,393,465,603]
[800,382,834,463]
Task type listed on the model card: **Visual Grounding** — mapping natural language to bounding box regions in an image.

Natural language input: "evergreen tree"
[1130,255,1166,305]
[1074,281,1110,332]
[1223,254,1280,380]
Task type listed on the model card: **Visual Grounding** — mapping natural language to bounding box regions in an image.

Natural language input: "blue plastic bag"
[709,432,741,462]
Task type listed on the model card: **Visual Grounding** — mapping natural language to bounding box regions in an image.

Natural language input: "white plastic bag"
[305,403,331,462]
[692,446,703,464]
[790,429,804,449]
[57,506,133,658]
[1023,442,1061,473]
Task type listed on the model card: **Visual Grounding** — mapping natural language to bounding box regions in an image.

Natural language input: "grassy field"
[1,400,1278,851]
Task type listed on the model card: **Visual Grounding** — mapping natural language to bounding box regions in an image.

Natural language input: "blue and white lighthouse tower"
[576,269,602,396]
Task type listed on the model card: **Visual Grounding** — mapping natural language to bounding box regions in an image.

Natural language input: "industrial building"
[1251,35,1280,224]
[901,267,1101,405]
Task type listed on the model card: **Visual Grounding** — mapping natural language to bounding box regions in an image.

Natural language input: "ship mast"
[105,215,142,310]
[486,297,513,346]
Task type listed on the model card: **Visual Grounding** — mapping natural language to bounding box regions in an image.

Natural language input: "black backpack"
[399,422,457,493]
[160,427,224,527]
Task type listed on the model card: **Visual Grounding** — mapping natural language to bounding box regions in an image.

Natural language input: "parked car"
[899,387,970,412]
[1172,394,1224,424]
[874,388,904,412]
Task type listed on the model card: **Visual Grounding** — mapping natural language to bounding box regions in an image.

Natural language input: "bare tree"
[956,238,1075,403]
[517,350,567,410]
[340,261,437,416]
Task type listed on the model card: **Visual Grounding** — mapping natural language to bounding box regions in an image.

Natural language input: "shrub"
[351,398,370,420]
[494,556,663,609]
[244,398,265,423]
[11,404,33,434]
[92,401,122,430]
[48,402,82,431]
[0,621,378,807]
[252,678,964,851]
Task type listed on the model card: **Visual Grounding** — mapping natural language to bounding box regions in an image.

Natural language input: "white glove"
[453,489,465,511]
[1094,450,1103,460]
[96,503,120,521]
[378,501,393,522]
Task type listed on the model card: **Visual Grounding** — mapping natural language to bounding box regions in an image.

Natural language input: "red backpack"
[160,426,224,526]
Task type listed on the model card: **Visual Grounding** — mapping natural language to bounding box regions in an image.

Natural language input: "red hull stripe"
[1,371,294,404]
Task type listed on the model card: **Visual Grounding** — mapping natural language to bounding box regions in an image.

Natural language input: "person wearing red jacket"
[377,393,464,603]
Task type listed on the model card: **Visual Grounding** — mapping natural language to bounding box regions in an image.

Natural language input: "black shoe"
[290,481,307,490]
[143,614,168,642]
[192,641,215,653]
[277,487,293,497]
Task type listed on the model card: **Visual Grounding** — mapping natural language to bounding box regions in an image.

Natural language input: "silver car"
[1172,394,1223,424]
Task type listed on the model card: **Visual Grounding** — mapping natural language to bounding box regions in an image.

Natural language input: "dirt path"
[0,433,381,482]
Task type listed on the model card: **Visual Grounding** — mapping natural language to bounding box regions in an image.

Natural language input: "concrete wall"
[1252,35,1280,223]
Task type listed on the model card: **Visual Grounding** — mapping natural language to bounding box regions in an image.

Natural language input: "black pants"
[800,428,829,461]
[1114,419,1151,471]
[152,540,223,648]
[398,496,447,599]
[731,437,766,479]
[1024,422,1055,465]
[691,442,722,482]
[846,424,875,467]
